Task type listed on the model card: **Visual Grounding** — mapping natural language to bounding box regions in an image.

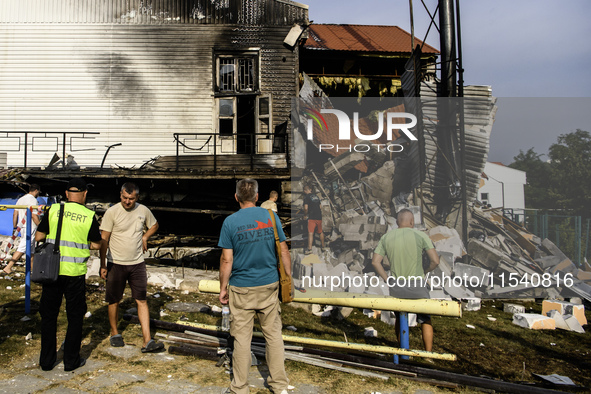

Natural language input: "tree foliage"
[509,148,554,209]
[510,129,591,216]
[547,129,591,215]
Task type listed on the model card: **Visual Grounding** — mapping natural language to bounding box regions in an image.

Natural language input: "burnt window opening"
[218,98,235,137]
[216,54,258,94]
[216,95,273,155]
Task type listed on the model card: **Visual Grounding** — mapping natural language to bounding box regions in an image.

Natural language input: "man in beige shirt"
[100,182,163,353]
[260,190,278,212]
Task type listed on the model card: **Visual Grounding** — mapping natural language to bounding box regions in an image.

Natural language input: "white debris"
[364,327,378,337]
[512,313,556,330]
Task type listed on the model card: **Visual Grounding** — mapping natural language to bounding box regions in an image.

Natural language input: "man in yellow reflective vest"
[36,178,102,372]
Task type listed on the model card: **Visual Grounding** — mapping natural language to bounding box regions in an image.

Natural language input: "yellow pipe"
[198,279,461,317]
[177,320,456,361]
[0,205,43,211]
[0,205,43,209]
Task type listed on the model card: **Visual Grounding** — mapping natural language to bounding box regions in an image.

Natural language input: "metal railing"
[524,211,585,266]
[1,131,100,168]
[173,132,288,171]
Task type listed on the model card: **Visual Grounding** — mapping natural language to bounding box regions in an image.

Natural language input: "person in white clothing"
[260,190,278,212]
[3,184,41,274]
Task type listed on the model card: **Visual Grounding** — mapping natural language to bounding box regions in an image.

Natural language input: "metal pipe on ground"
[133,315,564,393]
[177,320,456,361]
[198,280,462,317]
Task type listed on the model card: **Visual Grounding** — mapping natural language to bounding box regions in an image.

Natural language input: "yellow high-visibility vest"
[46,202,95,277]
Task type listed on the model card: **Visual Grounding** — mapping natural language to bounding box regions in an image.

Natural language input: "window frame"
[214,50,260,95]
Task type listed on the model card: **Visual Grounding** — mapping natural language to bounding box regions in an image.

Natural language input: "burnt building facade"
[0,0,309,229]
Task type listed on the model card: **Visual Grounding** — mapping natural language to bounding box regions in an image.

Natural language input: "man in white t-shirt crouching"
[3,184,41,274]
[99,182,164,353]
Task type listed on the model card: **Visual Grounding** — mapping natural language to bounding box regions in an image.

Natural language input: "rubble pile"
[462,208,591,303]
[289,169,591,322]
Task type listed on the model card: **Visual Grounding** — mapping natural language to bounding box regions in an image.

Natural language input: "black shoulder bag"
[32,203,65,284]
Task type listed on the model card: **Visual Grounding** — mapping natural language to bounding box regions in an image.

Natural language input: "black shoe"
[141,339,165,353]
[40,359,59,371]
[110,334,125,347]
[64,357,86,372]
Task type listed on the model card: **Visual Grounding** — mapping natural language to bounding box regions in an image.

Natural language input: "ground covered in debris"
[0,264,590,393]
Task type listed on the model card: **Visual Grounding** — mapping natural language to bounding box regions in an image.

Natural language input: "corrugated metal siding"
[0,0,308,26]
[0,23,299,168]
[414,82,497,203]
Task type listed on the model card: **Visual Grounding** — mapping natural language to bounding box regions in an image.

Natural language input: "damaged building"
[0,0,309,236]
[289,19,591,315]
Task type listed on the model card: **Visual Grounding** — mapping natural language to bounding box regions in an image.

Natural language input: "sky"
[302,0,591,164]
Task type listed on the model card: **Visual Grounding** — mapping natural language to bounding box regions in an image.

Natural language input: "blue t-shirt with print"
[218,207,286,287]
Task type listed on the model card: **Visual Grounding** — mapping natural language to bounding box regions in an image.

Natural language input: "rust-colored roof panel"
[304,24,439,54]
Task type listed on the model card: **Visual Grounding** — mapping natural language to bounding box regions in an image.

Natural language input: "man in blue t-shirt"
[218,178,291,394]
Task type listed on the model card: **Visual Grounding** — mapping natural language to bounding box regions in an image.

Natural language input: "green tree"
[509,147,555,209]
[547,129,591,216]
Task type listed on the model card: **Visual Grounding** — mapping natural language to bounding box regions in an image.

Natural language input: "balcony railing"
[172,132,288,172]
[1,131,100,169]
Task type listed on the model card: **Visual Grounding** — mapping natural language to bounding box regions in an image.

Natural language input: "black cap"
[66,178,87,192]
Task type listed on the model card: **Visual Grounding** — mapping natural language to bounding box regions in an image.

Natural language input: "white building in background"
[479,162,526,213]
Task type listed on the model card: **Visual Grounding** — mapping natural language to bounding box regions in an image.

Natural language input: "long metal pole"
[198,280,462,317]
[178,320,457,361]
[25,208,32,314]
[409,0,415,51]
[456,0,468,243]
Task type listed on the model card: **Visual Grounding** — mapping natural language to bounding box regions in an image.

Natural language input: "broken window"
[256,95,273,153]
[218,98,235,137]
[215,53,258,94]
[215,95,273,154]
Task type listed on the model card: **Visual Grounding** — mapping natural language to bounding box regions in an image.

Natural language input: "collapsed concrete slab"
[461,298,481,312]
[564,315,585,333]
[541,239,569,261]
[452,263,490,288]
[575,269,591,282]
[550,259,577,275]
[541,300,587,326]
[503,303,525,314]
[534,255,563,270]
[547,310,569,331]
[467,238,506,270]
[512,313,556,330]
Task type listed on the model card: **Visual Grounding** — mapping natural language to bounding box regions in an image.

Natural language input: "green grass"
[1,269,590,392]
